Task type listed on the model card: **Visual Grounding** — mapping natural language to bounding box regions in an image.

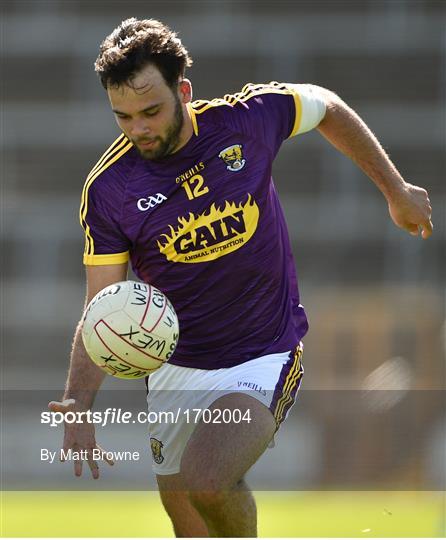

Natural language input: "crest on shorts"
[150,437,164,464]
[218,144,246,171]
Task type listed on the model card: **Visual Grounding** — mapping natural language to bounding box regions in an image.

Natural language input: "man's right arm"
[63,263,128,407]
[48,263,128,478]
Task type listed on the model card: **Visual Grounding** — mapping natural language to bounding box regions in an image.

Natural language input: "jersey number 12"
[181,175,209,200]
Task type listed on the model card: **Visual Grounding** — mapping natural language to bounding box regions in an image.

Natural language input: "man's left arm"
[313,86,433,239]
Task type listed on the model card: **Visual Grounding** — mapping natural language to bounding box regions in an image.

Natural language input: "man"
[49,17,433,538]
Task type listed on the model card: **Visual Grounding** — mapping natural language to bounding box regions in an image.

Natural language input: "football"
[81,280,179,379]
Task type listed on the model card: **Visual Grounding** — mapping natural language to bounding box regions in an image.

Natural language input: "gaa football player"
[49,18,433,537]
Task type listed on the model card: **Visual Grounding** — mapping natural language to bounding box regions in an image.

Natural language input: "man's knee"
[188,479,246,513]
[181,462,240,493]
[158,486,210,537]
[159,489,187,519]
[157,473,210,537]
[158,475,181,509]
[189,489,226,513]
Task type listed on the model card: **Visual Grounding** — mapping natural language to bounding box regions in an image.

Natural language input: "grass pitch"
[1,490,444,537]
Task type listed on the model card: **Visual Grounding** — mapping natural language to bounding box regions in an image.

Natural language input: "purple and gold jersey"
[81,82,320,369]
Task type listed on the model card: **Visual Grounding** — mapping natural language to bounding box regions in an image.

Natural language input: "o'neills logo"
[157,194,259,263]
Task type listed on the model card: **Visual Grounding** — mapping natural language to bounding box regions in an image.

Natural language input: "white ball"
[81,280,179,379]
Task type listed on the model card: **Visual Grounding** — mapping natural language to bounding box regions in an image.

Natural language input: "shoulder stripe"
[80,134,129,220]
[87,133,126,180]
[186,103,199,136]
[191,82,296,116]
[80,136,133,258]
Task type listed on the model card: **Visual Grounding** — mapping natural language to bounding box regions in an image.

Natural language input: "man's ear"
[178,79,192,104]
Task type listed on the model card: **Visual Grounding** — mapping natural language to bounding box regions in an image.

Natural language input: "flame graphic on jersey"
[157,194,259,263]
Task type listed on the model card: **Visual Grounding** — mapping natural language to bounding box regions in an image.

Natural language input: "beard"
[134,97,184,161]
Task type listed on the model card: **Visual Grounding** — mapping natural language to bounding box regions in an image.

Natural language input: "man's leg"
[157,473,209,537]
[190,476,257,538]
[180,392,277,537]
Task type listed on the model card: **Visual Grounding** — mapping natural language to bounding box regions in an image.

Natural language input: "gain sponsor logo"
[157,194,259,263]
[137,192,167,211]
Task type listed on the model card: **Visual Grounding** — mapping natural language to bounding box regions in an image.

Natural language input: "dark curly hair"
[95,18,193,90]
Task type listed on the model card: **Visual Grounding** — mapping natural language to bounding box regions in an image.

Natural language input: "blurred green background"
[2,491,445,537]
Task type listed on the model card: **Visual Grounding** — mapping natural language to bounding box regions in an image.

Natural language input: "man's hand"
[387,183,433,239]
[48,398,114,479]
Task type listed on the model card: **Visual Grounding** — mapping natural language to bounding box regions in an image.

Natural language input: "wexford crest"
[218,144,246,172]
[150,437,164,464]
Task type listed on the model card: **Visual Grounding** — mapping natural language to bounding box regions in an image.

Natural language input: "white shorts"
[146,343,304,475]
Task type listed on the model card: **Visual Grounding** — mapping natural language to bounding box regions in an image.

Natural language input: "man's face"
[107,64,186,160]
